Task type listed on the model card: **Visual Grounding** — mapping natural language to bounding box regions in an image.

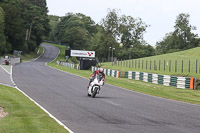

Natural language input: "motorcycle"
[87,75,104,98]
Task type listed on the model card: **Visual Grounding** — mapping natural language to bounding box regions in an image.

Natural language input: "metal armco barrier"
[104,69,196,89]
[0,57,21,65]
[91,66,121,78]
[10,57,21,65]
[126,71,196,89]
[57,61,76,69]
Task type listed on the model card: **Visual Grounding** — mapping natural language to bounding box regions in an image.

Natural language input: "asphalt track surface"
[13,44,200,133]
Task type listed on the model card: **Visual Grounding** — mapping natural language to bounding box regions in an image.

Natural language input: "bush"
[69,56,79,64]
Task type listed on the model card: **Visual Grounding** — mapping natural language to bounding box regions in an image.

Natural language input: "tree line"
[1,3,200,60]
[0,0,49,55]
[48,9,155,60]
[48,10,200,60]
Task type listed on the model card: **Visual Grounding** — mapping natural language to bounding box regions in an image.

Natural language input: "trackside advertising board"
[70,50,95,58]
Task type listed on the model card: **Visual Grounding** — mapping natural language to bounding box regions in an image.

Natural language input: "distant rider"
[88,68,105,88]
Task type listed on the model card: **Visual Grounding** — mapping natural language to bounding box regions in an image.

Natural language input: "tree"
[21,0,50,51]
[54,14,73,42]
[119,15,149,49]
[0,2,26,52]
[90,25,119,59]
[118,43,155,59]
[100,9,120,41]
[173,13,199,49]
[101,9,149,49]
[49,10,153,60]
[48,15,60,41]
[156,33,175,54]
[63,27,89,50]
[28,0,47,10]
[156,13,200,54]
[0,6,7,55]
[100,9,151,60]
[53,13,97,50]
[0,0,50,54]
[76,13,97,37]
[144,44,155,57]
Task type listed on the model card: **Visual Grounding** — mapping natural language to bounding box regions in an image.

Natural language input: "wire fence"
[111,59,200,74]
[98,57,200,74]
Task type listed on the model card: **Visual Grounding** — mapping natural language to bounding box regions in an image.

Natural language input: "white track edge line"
[0,83,14,88]
[32,46,45,61]
[11,48,74,133]
[23,44,45,63]
[10,65,16,86]
[14,86,74,133]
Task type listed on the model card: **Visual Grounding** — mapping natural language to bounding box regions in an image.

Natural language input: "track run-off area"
[11,44,200,133]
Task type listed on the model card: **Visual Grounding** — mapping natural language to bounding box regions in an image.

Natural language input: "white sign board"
[71,50,95,58]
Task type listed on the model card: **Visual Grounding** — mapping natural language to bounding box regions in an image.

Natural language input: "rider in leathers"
[88,68,105,88]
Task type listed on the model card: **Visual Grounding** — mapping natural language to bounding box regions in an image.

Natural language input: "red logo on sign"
[88,52,93,56]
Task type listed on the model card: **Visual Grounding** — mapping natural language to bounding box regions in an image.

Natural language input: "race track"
[13,44,200,133]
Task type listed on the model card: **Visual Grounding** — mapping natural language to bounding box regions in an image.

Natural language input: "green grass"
[46,43,200,105]
[0,85,69,133]
[21,46,44,62]
[102,47,200,79]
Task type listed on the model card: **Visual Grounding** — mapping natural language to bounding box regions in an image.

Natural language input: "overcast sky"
[46,0,200,46]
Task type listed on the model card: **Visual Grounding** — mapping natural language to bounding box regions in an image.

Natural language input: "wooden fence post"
[196,59,198,73]
[159,60,160,71]
[150,60,151,70]
[132,60,133,68]
[175,60,177,73]
[182,60,183,73]
[164,60,165,71]
[135,60,137,68]
[142,60,143,69]
[199,59,200,74]
[146,60,147,70]
[189,60,190,73]
[139,60,140,68]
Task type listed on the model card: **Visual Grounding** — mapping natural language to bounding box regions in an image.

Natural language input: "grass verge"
[21,45,44,62]
[46,43,200,105]
[101,47,200,79]
[0,85,69,133]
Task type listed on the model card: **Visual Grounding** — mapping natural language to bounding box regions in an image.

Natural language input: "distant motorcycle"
[87,75,104,98]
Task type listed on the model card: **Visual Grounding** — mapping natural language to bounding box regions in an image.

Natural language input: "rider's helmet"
[98,68,103,74]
